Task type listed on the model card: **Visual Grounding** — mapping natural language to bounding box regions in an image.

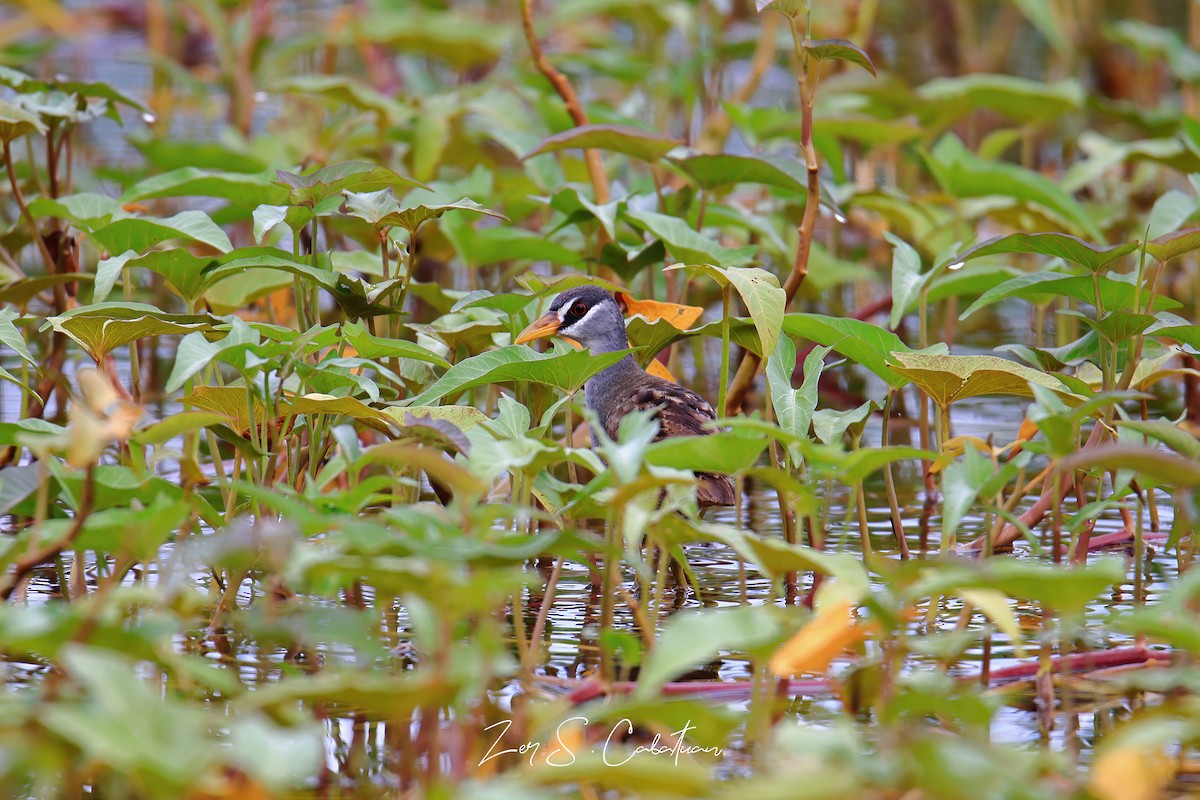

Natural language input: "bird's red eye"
[571,301,587,316]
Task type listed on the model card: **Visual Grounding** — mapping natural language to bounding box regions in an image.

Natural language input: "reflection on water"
[2,323,1184,775]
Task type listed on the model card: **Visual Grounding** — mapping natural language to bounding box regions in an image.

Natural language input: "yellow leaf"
[958,588,1026,658]
[645,358,676,382]
[67,368,142,468]
[931,434,994,473]
[1091,743,1173,800]
[768,599,871,677]
[616,292,704,330]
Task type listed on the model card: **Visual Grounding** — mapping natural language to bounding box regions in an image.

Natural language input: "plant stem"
[724,14,823,415]
[518,0,610,209]
[718,283,731,417]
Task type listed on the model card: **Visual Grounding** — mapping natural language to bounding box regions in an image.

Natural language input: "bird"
[515,285,736,508]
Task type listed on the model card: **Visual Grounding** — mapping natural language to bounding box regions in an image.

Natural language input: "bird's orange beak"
[515,311,561,345]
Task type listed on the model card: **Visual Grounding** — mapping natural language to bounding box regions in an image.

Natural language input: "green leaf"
[1062,310,1155,345]
[287,394,391,432]
[812,401,874,447]
[342,9,508,69]
[380,405,488,432]
[829,445,934,486]
[1148,324,1200,352]
[0,66,146,114]
[626,209,756,266]
[940,446,995,544]
[89,210,233,255]
[0,418,65,447]
[403,344,634,406]
[270,74,411,122]
[130,411,231,446]
[453,225,582,268]
[42,303,217,361]
[918,74,1083,125]
[666,151,808,192]
[381,196,508,232]
[340,321,450,368]
[1057,444,1200,488]
[0,308,34,365]
[0,98,47,142]
[120,167,286,207]
[1013,0,1070,52]
[913,558,1127,617]
[0,273,94,308]
[767,337,826,456]
[623,316,695,366]
[0,465,41,514]
[203,269,293,314]
[96,247,343,306]
[951,232,1139,273]
[274,162,428,208]
[524,124,679,162]
[1144,228,1200,263]
[644,431,767,474]
[165,320,261,393]
[341,188,402,228]
[1116,420,1200,461]
[45,646,218,790]
[28,192,121,229]
[75,496,190,561]
[253,204,292,242]
[889,351,1074,408]
[804,38,877,76]
[668,264,785,357]
[925,264,1021,306]
[959,271,1179,319]
[0,364,30,397]
[781,313,916,388]
[755,0,808,19]
[887,233,927,328]
[545,186,621,240]
[517,272,626,298]
[924,135,1103,240]
[635,605,786,698]
[1145,190,1199,240]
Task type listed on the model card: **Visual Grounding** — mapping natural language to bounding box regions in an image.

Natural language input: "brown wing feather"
[602,377,716,441]
[603,377,735,508]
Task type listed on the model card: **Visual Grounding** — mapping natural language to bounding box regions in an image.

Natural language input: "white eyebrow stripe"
[555,297,578,322]
[562,300,604,331]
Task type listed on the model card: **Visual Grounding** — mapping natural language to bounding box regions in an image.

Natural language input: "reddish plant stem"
[725,32,820,416]
[964,422,1106,552]
[566,646,1171,703]
[518,0,610,208]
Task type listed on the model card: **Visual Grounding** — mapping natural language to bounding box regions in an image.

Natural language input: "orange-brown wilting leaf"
[768,599,872,677]
[646,358,676,383]
[1090,742,1174,800]
[616,292,704,331]
[1007,416,1040,458]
